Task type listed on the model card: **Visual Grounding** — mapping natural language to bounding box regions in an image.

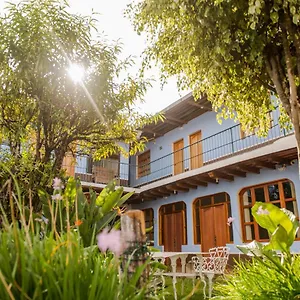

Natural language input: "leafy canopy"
[0,0,158,171]
[128,0,300,136]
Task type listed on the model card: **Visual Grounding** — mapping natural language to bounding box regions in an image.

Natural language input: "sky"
[0,0,188,114]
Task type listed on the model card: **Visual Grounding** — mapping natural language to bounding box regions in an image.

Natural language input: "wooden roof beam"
[208,171,234,182]
[176,181,198,189]
[148,190,169,197]
[226,169,247,178]
[165,115,186,125]
[166,184,189,193]
[256,161,276,169]
[239,165,260,174]
[141,128,162,137]
[164,119,184,126]
[188,178,208,187]
[140,193,156,201]
[195,175,218,184]
[157,188,172,196]
[270,156,291,165]
[187,100,212,110]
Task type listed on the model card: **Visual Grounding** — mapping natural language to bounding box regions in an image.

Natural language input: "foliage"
[238,202,299,258]
[39,178,133,247]
[0,172,162,299]
[0,150,59,210]
[0,0,160,200]
[128,0,300,156]
[214,252,300,300]
[214,202,300,299]
[0,226,160,299]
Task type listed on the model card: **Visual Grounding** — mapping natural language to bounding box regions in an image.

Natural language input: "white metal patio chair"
[192,246,229,298]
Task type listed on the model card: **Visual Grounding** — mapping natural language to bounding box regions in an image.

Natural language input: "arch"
[193,192,233,248]
[239,179,299,242]
[159,201,187,250]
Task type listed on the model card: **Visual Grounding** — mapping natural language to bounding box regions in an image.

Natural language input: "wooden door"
[173,212,183,252]
[189,131,203,170]
[163,214,174,251]
[200,204,227,252]
[173,139,184,175]
[200,207,215,252]
[163,212,183,252]
[214,204,228,248]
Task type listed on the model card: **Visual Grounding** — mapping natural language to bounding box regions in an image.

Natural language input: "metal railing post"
[230,127,235,154]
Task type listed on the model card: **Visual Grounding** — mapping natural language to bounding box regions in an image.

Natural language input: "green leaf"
[64,178,77,203]
[116,190,134,207]
[237,240,264,256]
[38,188,50,205]
[252,202,299,252]
[101,188,123,215]
[96,210,118,231]
[95,181,116,206]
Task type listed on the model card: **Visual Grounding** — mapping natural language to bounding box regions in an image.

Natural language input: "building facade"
[69,93,300,254]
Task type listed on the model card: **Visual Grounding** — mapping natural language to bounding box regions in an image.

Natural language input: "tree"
[0,0,156,201]
[128,0,300,166]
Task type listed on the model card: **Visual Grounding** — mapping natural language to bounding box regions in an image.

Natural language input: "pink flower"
[97,228,111,252]
[107,230,124,257]
[227,217,235,226]
[97,228,135,257]
[53,177,64,190]
[51,194,63,201]
[97,228,125,256]
[257,206,270,215]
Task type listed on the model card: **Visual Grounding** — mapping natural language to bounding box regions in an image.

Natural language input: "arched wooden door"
[200,204,228,252]
[194,193,233,252]
[160,202,187,252]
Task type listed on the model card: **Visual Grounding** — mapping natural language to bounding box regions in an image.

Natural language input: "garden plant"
[0,170,163,299]
[214,202,300,299]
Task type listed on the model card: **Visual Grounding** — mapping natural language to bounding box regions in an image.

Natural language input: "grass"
[163,277,205,300]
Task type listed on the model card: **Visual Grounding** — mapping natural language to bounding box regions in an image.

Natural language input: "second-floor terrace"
[70,113,296,192]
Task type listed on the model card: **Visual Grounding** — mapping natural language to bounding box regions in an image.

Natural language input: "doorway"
[173,139,184,175]
[189,131,203,170]
[194,193,233,252]
[160,202,187,252]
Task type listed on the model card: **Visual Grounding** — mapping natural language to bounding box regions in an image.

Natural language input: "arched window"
[159,202,187,250]
[240,179,299,242]
[193,193,233,249]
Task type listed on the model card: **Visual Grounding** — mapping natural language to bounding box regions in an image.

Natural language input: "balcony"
[65,119,294,189]
[131,122,294,187]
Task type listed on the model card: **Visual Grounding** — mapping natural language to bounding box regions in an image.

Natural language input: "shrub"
[0,226,157,299]
[0,170,161,299]
[39,178,132,247]
[214,202,300,300]
[214,254,300,300]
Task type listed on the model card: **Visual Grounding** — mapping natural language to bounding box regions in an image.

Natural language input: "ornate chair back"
[192,246,229,275]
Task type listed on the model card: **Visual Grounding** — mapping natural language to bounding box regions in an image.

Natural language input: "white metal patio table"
[151,252,204,300]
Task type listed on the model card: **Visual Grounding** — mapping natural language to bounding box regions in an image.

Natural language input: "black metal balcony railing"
[64,119,293,188]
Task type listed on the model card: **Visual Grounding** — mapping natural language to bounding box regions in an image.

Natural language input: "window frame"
[136,150,150,179]
[239,179,299,242]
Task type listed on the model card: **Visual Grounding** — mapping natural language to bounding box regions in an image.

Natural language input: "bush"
[214,202,300,300]
[214,255,300,300]
[0,226,158,299]
[0,170,162,299]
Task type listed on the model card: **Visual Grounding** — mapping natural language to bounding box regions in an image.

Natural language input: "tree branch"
[266,56,291,117]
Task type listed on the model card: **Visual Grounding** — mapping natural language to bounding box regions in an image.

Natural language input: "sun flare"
[67,63,85,83]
